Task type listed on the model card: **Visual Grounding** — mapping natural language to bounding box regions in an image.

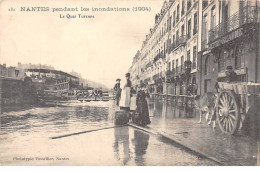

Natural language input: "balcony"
[144,77,150,83]
[153,74,159,80]
[208,6,257,43]
[153,54,160,63]
[153,52,165,63]
[171,36,187,52]
[145,61,152,69]
[166,70,176,78]
[169,43,175,52]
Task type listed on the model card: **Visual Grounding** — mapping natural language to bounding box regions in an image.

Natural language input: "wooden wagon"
[216,82,260,135]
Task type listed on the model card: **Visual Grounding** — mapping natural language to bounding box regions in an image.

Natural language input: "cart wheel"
[216,90,241,135]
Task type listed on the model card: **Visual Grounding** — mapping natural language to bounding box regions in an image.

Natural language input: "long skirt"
[134,99,151,126]
[130,94,137,111]
[119,87,131,108]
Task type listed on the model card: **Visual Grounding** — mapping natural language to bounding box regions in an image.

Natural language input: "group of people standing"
[113,73,151,127]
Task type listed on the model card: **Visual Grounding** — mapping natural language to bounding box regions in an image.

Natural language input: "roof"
[25,68,79,79]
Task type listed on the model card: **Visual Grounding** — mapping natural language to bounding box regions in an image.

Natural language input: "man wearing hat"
[125,73,132,88]
[113,78,122,106]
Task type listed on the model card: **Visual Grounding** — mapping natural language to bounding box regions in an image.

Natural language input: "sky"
[0,0,164,88]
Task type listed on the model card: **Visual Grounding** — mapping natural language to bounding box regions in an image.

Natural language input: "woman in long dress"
[119,73,132,111]
[135,83,151,126]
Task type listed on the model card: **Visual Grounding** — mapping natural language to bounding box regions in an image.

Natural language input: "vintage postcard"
[0,0,260,166]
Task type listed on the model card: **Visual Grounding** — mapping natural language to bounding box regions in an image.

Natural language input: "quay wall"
[0,77,38,113]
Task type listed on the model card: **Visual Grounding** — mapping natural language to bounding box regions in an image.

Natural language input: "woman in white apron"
[119,73,132,111]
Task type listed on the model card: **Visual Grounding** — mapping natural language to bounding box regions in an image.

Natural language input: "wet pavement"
[0,100,218,166]
[145,97,258,166]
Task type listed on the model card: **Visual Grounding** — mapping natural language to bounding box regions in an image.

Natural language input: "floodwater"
[0,100,217,165]
[148,97,197,120]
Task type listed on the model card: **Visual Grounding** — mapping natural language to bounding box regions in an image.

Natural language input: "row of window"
[168,46,197,72]
[204,44,243,75]
[172,10,198,36]
[143,2,200,63]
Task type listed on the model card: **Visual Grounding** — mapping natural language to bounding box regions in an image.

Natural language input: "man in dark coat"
[114,78,122,106]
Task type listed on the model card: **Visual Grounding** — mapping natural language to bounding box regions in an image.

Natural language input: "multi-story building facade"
[198,0,260,95]
[166,0,200,96]
[129,0,259,96]
[129,51,141,88]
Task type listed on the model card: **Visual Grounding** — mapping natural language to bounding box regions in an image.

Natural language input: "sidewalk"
[129,116,258,166]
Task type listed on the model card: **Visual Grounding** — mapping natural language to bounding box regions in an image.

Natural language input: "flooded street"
[0,100,218,165]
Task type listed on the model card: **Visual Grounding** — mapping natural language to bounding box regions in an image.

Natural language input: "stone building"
[128,0,260,96]
[0,64,18,78]
[198,0,260,95]
[129,0,200,95]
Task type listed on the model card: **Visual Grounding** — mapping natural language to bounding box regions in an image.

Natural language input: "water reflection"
[113,127,150,166]
[132,130,150,166]
[149,97,197,120]
[0,100,219,165]
[113,127,131,165]
[111,126,159,166]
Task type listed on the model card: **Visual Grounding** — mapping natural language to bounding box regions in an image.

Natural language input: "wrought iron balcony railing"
[175,35,187,48]
[154,52,165,63]
[145,61,152,69]
[166,70,176,78]
[208,6,257,43]
[170,36,187,53]
[153,53,160,63]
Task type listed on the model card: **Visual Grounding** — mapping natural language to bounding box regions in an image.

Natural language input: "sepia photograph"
[0,0,260,166]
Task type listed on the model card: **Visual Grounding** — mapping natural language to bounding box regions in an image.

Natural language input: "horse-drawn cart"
[216,82,260,135]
